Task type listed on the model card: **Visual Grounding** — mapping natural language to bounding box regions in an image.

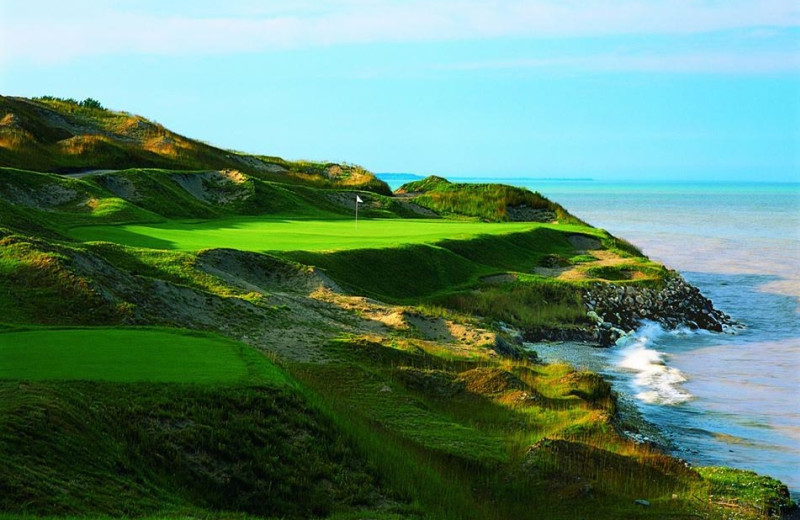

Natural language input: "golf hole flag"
[355,195,363,227]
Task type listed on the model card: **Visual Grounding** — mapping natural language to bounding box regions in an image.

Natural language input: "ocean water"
[380,175,800,495]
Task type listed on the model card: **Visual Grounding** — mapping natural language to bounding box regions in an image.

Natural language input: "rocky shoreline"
[519,273,734,346]
[584,273,733,345]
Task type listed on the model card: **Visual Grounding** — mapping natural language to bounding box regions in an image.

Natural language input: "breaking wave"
[614,321,693,406]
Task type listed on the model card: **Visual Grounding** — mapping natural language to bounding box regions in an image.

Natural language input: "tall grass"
[440,279,588,331]
[398,176,580,224]
[2,96,392,194]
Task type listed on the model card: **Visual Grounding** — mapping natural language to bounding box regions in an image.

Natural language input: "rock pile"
[583,274,732,345]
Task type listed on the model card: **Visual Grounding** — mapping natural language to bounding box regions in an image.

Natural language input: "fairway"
[0,328,269,383]
[68,217,542,252]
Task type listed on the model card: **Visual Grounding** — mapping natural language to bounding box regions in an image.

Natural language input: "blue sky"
[1,0,798,181]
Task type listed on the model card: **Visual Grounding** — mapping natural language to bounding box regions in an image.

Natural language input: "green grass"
[291,338,732,520]
[67,217,546,252]
[0,327,283,384]
[696,466,794,515]
[398,175,581,224]
[0,381,388,518]
[440,278,588,332]
[0,167,410,238]
[1,96,392,194]
[286,227,600,305]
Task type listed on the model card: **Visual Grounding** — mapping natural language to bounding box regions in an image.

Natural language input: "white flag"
[356,195,363,203]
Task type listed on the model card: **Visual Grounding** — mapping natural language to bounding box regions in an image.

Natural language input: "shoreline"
[527,335,800,503]
[527,338,682,446]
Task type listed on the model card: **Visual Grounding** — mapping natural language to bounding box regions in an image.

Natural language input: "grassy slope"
[0,228,780,518]
[284,227,606,331]
[397,175,578,223]
[0,166,420,238]
[0,383,393,518]
[0,325,732,520]
[0,96,392,195]
[0,327,398,518]
[0,167,626,332]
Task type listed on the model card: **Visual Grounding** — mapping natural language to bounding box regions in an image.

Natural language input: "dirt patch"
[171,170,253,205]
[405,314,455,341]
[95,174,140,201]
[567,234,602,251]
[535,247,635,282]
[396,199,439,217]
[197,249,340,295]
[2,183,80,211]
[325,191,372,211]
[481,273,517,285]
[373,310,410,329]
[405,313,495,346]
[533,266,571,278]
[506,205,556,222]
[231,155,287,173]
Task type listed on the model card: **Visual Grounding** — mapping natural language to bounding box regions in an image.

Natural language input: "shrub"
[80,97,104,109]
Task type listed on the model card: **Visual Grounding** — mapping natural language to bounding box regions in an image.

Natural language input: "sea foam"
[614,321,693,406]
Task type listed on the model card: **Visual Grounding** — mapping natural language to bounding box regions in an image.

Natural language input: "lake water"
[379,175,800,496]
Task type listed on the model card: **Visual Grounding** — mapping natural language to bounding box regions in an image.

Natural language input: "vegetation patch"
[0,381,394,518]
[69,217,542,253]
[583,263,668,283]
[697,467,794,516]
[0,327,281,384]
[397,175,580,223]
[440,279,588,332]
[0,96,391,194]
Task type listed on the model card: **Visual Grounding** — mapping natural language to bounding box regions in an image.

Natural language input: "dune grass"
[67,217,559,252]
[290,336,731,520]
[0,327,284,384]
[1,96,392,194]
[0,381,385,518]
[398,175,580,223]
[439,278,589,332]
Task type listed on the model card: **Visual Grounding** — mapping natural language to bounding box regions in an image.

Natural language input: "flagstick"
[355,194,363,230]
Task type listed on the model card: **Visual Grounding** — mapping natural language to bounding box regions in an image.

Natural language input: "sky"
[1,0,798,181]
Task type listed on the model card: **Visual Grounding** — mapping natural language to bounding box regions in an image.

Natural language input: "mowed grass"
[0,327,283,384]
[67,216,550,252]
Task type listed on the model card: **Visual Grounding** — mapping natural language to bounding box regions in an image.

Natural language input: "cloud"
[1,0,798,67]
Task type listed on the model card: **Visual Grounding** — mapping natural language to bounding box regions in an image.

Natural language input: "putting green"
[67,217,543,252]
[0,328,275,383]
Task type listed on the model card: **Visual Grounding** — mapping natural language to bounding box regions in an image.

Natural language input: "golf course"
[0,94,793,520]
[68,217,567,252]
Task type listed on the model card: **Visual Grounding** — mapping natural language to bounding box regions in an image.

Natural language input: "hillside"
[397,175,578,223]
[0,95,392,195]
[0,99,793,519]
